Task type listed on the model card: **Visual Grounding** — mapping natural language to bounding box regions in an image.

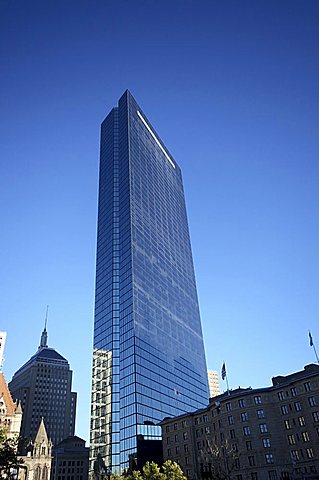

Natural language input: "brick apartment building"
[161,364,319,480]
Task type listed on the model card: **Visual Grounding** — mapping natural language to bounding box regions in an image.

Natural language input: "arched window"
[34,466,41,480]
[42,466,48,480]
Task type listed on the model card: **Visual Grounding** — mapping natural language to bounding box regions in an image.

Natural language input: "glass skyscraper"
[90,91,209,474]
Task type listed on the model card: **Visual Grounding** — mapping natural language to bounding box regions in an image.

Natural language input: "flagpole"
[221,362,230,395]
[225,372,230,395]
[313,344,319,364]
[309,331,319,364]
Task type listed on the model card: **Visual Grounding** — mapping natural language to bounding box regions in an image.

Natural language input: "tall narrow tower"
[90,91,209,473]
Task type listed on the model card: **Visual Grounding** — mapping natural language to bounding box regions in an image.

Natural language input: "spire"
[15,400,23,414]
[34,417,49,445]
[39,306,48,349]
[34,417,52,457]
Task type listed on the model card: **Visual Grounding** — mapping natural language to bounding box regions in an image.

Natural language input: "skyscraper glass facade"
[90,91,209,473]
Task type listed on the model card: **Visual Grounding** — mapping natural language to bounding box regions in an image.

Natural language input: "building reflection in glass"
[90,349,112,478]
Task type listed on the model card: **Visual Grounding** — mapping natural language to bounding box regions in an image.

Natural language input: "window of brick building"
[284,420,291,430]
[263,438,271,448]
[265,453,274,464]
[298,416,305,426]
[268,471,277,480]
[302,431,310,442]
[288,434,296,445]
[304,382,311,392]
[306,448,314,459]
[312,411,319,422]
[308,397,316,407]
[241,412,248,422]
[291,450,299,461]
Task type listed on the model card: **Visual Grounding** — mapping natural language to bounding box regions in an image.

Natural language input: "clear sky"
[1,0,319,442]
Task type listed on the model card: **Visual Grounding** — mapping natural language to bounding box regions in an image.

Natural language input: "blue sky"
[1,0,319,441]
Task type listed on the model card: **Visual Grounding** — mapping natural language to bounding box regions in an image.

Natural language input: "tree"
[199,440,238,480]
[139,462,163,480]
[111,461,186,480]
[110,472,122,480]
[0,428,23,480]
[162,460,187,480]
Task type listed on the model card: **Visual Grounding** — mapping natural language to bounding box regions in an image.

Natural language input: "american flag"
[221,362,226,380]
[309,331,314,347]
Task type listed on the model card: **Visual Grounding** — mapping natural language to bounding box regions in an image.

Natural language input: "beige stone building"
[161,364,319,480]
[0,370,22,439]
[18,418,53,480]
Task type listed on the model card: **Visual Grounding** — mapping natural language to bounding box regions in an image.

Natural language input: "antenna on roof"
[39,306,49,349]
[44,305,49,330]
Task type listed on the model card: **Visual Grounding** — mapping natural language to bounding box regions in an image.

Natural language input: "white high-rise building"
[0,331,7,370]
[207,370,221,398]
